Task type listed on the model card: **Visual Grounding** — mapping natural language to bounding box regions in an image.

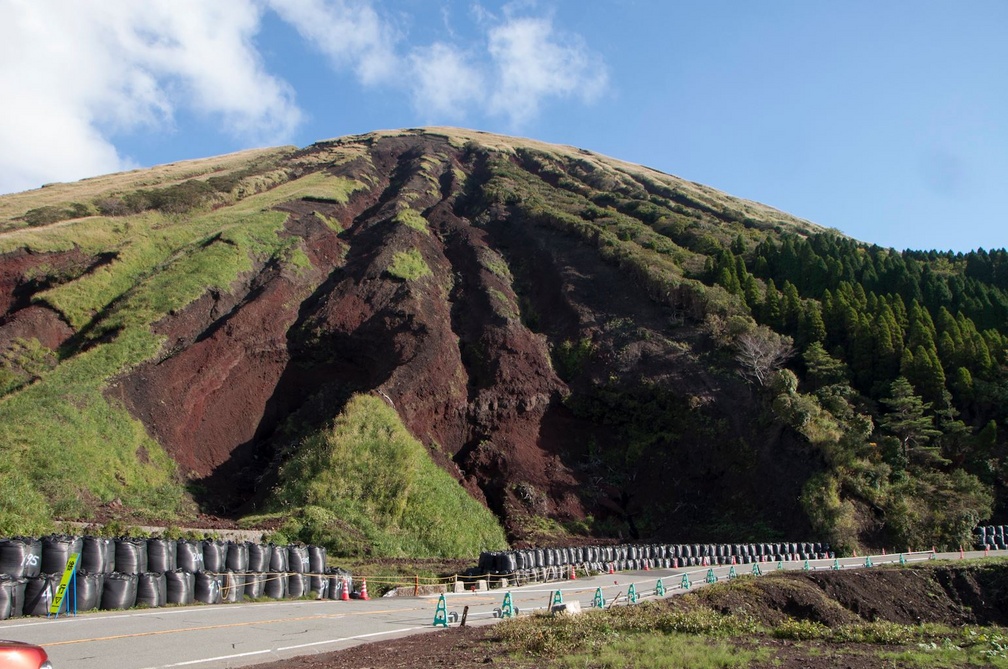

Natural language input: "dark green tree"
[879,377,941,460]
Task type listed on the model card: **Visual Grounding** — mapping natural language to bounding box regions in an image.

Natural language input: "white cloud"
[0,0,301,194]
[265,1,608,127]
[0,1,609,194]
[408,43,485,119]
[267,0,400,86]
[487,15,608,125]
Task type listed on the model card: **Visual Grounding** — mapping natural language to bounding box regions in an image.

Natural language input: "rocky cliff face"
[0,129,820,543]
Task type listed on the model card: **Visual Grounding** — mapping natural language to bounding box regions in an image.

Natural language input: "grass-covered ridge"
[0,179,307,535]
[264,394,508,557]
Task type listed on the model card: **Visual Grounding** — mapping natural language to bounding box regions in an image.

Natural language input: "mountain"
[0,128,1004,556]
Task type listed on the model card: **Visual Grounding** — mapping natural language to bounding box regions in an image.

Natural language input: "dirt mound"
[682,562,1008,627]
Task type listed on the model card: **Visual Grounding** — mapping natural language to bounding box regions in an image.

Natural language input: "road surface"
[0,549,1000,668]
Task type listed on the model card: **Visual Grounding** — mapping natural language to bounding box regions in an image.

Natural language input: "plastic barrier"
[310,574,329,599]
[146,538,177,573]
[287,572,306,598]
[23,574,56,616]
[264,572,286,599]
[114,538,148,575]
[75,571,104,612]
[166,570,195,605]
[222,571,244,603]
[287,545,309,574]
[247,544,269,573]
[80,536,115,574]
[308,544,326,575]
[195,572,222,604]
[0,538,42,579]
[136,572,167,608]
[202,540,228,574]
[0,575,26,619]
[41,535,83,575]
[226,542,249,572]
[474,540,836,577]
[176,540,205,573]
[326,574,343,600]
[100,572,139,610]
[268,545,288,573]
[244,572,265,599]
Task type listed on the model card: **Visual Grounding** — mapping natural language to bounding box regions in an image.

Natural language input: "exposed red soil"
[0,132,815,541]
[0,247,95,350]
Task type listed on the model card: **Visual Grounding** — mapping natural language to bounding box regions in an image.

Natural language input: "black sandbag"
[0,575,26,619]
[41,535,83,575]
[114,538,147,574]
[136,572,167,608]
[81,536,115,574]
[309,574,328,599]
[23,574,57,616]
[166,569,195,605]
[0,538,42,578]
[269,545,288,573]
[203,540,228,574]
[100,572,138,610]
[74,571,104,612]
[326,574,342,600]
[0,575,14,620]
[146,538,177,573]
[244,572,265,599]
[222,571,244,603]
[264,572,286,599]
[176,540,204,573]
[247,544,268,573]
[287,545,309,573]
[195,571,222,604]
[226,542,249,572]
[310,545,326,573]
[287,572,306,598]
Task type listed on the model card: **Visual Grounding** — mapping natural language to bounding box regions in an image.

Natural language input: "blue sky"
[1,1,1005,252]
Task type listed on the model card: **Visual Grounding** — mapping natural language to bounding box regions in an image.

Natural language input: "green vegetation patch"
[0,200,298,534]
[386,248,431,281]
[265,394,508,557]
[393,207,429,234]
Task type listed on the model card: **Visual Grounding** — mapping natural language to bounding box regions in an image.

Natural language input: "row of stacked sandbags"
[976,525,1007,550]
[0,535,351,619]
[478,541,833,578]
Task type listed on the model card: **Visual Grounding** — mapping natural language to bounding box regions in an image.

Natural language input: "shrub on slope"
[268,394,508,557]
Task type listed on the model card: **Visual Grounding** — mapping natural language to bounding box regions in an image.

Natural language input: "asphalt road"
[1,549,1000,668]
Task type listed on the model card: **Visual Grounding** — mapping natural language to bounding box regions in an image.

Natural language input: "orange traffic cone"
[644,560,649,571]
[985,545,990,556]
[570,565,577,580]
[853,548,858,558]
[959,546,965,559]
[608,563,615,574]
[672,558,678,568]
[340,576,350,601]
[360,578,370,600]
[730,556,736,565]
